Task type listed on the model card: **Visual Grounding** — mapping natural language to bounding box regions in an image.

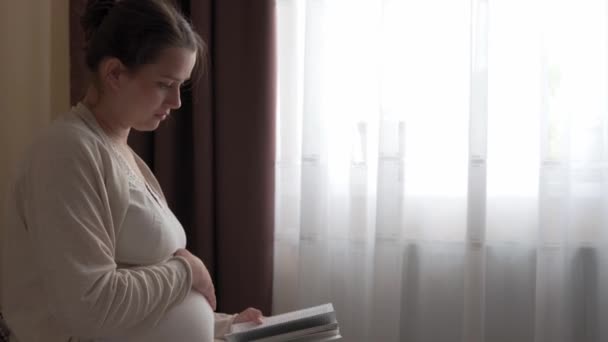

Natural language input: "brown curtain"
[69,0,276,315]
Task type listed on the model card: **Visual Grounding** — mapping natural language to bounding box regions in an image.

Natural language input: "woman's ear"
[98,57,128,90]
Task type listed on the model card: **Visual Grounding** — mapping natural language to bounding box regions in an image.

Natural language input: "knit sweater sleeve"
[214,312,237,339]
[21,129,192,338]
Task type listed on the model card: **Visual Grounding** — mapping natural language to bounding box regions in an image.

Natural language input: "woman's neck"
[82,85,130,145]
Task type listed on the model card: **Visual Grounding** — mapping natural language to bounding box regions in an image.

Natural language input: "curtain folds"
[70,0,276,315]
[274,0,608,341]
[189,0,276,315]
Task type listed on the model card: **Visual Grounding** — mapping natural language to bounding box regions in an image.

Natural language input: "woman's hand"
[234,307,264,325]
[175,248,217,310]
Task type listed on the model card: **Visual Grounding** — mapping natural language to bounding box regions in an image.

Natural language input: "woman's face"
[114,47,197,131]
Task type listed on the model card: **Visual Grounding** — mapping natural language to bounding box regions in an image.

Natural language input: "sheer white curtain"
[273,0,608,341]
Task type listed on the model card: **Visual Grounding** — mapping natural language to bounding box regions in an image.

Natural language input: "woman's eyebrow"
[160,74,188,82]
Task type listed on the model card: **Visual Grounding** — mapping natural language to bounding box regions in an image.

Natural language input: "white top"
[98,112,221,342]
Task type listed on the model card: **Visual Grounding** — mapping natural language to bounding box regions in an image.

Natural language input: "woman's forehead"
[146,47,197,80]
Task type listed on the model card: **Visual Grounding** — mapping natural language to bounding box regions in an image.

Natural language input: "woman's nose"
[167,87,181,109]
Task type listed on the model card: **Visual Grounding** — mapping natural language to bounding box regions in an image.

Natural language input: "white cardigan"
[2,103,234,342]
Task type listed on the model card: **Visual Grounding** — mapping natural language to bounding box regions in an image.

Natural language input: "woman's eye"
[158,82,173,89]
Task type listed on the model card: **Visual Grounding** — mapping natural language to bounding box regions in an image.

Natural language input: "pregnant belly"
[102,291,214,342]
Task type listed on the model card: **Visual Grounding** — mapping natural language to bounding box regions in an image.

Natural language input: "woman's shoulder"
[6,109,116,192]
[13,107,129,195]
[30,108,108,164]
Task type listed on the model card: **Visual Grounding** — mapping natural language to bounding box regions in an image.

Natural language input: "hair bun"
[81,0,118,42]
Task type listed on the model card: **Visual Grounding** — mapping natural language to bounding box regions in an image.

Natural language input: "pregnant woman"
[1,1,262,341]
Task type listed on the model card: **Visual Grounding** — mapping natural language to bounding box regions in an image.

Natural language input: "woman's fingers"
[234,307,264,324]
[175,248,217,310]
[205,290,217,311]
[249,308,263,323]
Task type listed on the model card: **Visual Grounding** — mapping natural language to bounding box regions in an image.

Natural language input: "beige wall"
[0,0,70,307]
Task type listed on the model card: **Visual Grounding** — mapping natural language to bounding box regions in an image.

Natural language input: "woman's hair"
[81,0,206,81]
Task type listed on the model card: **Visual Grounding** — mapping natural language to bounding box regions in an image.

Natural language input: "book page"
[230,303,335,334]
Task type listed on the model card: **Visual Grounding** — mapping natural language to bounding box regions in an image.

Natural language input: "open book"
[225,303,341,342]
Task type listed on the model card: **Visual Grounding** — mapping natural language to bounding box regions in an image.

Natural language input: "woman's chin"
[133,121,162,132]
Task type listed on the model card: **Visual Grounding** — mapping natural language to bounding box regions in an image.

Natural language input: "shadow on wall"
[0,0,70,314]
